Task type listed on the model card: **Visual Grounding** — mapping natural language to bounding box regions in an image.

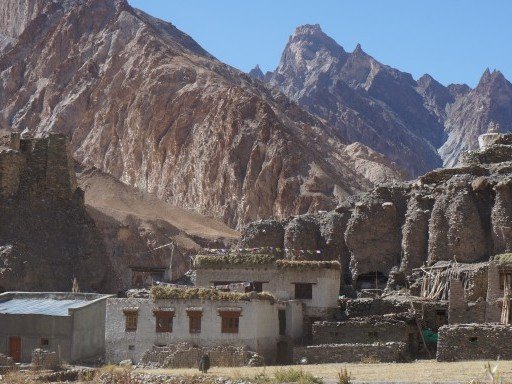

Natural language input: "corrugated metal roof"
[0,298,90,316]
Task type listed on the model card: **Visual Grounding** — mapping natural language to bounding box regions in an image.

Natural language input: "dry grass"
[276,260,341,271]
[194,253,277,269]
[151,286,276,303]
[140,360,512,383]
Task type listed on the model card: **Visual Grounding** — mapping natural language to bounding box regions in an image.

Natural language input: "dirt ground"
[141,360,512,383]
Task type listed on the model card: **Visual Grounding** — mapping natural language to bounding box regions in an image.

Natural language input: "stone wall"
[312,318,414,345]
[32,349,60,370]
[345,298,409,317]
[141,343,263,368]
[293,342,409,364]
[437,324,512,361]
[0,353,14,369]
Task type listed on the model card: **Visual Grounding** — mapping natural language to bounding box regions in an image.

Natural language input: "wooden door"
[9,336,21,362]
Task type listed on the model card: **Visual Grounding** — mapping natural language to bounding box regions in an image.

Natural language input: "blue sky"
[128,1,512,87]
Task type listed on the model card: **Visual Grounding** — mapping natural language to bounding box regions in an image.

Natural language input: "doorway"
[276,340,289,365]
[9,336,21,362]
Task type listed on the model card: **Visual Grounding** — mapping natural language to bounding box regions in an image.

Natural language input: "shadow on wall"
[355,272,388,290]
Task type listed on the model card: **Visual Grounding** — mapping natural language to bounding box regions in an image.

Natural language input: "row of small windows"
[123,309,240,334]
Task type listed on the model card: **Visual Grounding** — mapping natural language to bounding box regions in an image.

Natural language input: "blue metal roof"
[0,298,90,316]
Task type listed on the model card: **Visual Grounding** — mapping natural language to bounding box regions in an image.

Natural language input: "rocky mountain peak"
[476,68,510,94]
[248,64,264,80]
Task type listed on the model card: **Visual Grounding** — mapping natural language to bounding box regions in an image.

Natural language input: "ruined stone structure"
[0,133,111,292]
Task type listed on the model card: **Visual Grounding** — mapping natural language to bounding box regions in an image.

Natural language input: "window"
[294,283,313,299]
[436,310,447,325]
[40,338,49,347]
[469,336,478,343]
[123,309,139,332]
[154,310,174,333]
[128,345,135,351]
[500,272,512,290]
[253,282,264,293]
[187,310,202,334]
[220,311,240,333]
[278,310,286,336]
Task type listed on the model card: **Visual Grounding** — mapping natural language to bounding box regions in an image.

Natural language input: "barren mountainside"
[0,0,404,228]
[253,24,512,174]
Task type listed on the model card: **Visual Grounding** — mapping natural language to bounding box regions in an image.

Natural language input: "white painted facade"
[195,266,340,316]
[105,297,303,364]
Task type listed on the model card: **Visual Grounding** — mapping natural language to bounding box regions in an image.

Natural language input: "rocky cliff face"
[0,133,111,292]
[256,25,512,174]
[239,135,512,288]
[0,1,404,228]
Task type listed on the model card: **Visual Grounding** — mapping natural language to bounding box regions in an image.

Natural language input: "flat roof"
[0,298,91,316]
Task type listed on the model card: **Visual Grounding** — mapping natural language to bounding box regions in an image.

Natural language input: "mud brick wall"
[293,342,409,363]
[437,324,512,361]
[312,320,413,344]
[448,279,487,324]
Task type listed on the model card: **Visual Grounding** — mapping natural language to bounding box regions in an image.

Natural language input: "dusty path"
[141,360,512,383]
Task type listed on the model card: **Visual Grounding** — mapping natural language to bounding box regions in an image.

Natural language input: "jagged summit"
[248,64,264,80]
[476,68,510,94]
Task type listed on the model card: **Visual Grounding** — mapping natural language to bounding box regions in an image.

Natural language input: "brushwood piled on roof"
[193,254,340,270]
[151,286,276,303]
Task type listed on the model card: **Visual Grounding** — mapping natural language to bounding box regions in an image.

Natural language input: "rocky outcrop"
[0,1,404,228]
[0,133,111,292]
[239,134,512,288]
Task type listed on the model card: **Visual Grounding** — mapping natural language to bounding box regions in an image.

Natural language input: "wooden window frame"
[219,311,241,334]
[123,309,139,332]
[153,310,174,333]
[187,310,203,334]
[294,283,314,300]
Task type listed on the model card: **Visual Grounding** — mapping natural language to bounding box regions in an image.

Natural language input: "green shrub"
[273,368,323,384]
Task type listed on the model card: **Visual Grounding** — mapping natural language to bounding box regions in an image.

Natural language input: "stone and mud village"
[2,1,512,383]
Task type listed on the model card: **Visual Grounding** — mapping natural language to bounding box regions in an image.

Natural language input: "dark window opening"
[188,311,202,334]
[469,336,478,343]
[123,310,138,332]
[40,338,49,348]
[355,272,388,290]
[0,286,5,293]
[154,311,174,333]
[436,310,447,325]
[278,310,286,336]
[294,283,313,299]
[368,331,379,340]
[128,345,135,351]
[220,311,240,333]
[253,282,263,292]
